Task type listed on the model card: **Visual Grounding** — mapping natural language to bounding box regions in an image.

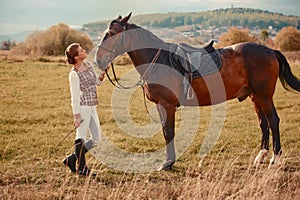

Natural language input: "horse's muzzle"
[94,58,107,71]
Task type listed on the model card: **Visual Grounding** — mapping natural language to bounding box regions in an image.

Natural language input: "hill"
[0,31,32,42]
[83,8,299,32]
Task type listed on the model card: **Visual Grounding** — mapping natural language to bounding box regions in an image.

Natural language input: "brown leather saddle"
[169,40,222,99]
[178,40,215,53]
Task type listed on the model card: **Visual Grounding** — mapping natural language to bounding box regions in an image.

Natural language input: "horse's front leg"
[156,103,176,170]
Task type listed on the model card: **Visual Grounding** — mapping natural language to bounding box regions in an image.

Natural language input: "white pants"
[76,106,101,149]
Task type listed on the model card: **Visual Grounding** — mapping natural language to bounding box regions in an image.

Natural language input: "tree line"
[84,8,299,30]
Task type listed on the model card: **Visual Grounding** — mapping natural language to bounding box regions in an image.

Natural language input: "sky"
[0,0,299,35]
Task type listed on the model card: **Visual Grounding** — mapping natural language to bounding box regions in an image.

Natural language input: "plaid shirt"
[73,63,98,106]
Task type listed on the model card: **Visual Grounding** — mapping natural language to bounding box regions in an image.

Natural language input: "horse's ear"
[122,12,132,23]
[127,12,132,19]
[118,15,122,20]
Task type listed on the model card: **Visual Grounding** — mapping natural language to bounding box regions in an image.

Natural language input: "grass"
[0,56,299,199]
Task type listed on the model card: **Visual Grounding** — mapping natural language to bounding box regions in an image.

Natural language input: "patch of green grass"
[0,60,299,199]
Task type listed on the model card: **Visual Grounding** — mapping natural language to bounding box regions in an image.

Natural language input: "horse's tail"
[274,50,300,92]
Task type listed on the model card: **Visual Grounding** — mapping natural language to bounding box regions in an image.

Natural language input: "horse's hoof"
[269,151,282,168]
[157,160,175,171]
[254,149,269,165]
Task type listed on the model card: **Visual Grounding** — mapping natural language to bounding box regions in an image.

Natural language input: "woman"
[63,43,104,176]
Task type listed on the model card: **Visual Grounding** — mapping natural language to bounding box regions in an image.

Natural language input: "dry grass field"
[0,52,299,199]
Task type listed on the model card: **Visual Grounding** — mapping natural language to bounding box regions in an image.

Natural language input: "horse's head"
[94,13,132,71]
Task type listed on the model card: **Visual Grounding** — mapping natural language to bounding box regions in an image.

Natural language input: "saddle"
[175,40,221,75]
[178,40,215,53]
[169,40,222,100]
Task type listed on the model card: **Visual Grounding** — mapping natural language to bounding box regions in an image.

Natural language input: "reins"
[105,48,162,122]
[105,63,142,89]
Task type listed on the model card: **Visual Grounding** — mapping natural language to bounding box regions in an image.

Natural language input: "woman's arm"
[69,70,81,127]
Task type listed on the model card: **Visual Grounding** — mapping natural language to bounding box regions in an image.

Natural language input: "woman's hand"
[98,71,105,82]
[73,113,82,128]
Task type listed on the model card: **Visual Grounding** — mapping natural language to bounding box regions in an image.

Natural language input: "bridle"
[97,22,162,89]
[97,28,126,68]
[98,26,142,89]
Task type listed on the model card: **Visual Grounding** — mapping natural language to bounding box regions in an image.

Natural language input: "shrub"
[274,26,300,51]
[261,29,269,41]
[38,57,51,62]
[1,40,17,50]
[11,23,94,56]
[218,27,256,46]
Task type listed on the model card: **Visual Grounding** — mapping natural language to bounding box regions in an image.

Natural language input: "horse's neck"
[127,49,157,66]
[127,49,157,76]
[125,27,165,64]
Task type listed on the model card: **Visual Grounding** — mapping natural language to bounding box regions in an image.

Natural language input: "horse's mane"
[129,23,165,44]
[99,20,167,51]
[126,23,166,49]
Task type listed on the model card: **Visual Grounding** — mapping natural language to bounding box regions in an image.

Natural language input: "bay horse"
[95,13,300,170]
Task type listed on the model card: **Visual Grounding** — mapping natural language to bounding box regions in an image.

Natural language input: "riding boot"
[62,153,77,173]
[75,139,96,176]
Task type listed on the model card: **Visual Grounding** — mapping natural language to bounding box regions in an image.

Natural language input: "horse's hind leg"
[266,104,282,166]
[253,97,281,166]
[253,101,270,164]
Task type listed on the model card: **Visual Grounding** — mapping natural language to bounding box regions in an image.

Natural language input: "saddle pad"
[169,44,222,78]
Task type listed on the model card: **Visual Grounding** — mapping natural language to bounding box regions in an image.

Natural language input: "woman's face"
[76,46,87,61]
